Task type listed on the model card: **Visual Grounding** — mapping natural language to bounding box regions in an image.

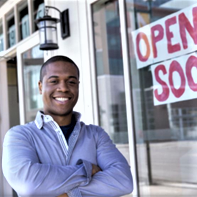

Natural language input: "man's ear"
[38,81,42,94]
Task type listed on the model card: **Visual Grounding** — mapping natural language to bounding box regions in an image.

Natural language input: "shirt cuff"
[67,188,82,197]
[76,159,92,185]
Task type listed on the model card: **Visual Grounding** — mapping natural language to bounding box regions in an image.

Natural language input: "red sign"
[132,4,197,69]
[151,53,197,105]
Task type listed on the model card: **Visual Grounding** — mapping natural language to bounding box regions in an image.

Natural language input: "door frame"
[16,31,40,125]
[0,32,40,197]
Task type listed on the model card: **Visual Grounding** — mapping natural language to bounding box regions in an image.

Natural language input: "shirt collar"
[34,111,81,130]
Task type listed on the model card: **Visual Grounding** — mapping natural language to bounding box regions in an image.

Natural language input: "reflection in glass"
[92,0,128,144]
[7,13,15,48]
[33,0,44,32]
[0,22,3,51]
[18,1,30,40]
[22,45,44,122]
[126,0,197,196]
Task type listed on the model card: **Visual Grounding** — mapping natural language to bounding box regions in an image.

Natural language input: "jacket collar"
[34,111,81,129]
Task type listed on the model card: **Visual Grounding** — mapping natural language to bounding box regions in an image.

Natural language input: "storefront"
[0,0,197,196]
[125,0,197,196]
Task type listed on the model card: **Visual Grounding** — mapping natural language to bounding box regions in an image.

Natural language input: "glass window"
[22,45,44,122]
[18,1,29,40]
[6,11,15,48]
[33,0,44,32]
[0,21,4,51]
[126,0,197,196]
[92,0,128,145]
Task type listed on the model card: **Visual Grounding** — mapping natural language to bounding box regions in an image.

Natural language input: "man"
[2,55,133,197]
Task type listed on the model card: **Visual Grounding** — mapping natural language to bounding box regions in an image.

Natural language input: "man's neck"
[43,112,73,126]
[55,114,73,126]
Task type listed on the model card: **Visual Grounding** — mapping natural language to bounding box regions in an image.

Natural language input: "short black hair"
[40,55,80,82]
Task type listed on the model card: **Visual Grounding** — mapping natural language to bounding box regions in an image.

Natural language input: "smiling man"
[38,59,79,126]
[2,55,133,197]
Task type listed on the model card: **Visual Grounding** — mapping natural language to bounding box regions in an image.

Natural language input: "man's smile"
[54,97,69,101]
[53,97,71,104]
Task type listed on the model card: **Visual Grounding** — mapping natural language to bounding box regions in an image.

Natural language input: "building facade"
[0,0,197,196]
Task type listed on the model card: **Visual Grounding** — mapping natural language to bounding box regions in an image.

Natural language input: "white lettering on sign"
[151,52,197,105]
[132,3,197,69]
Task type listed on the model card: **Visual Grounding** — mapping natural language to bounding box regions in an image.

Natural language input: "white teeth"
[55,98,69,101]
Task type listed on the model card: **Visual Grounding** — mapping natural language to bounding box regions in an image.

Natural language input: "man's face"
[38,61,79,118]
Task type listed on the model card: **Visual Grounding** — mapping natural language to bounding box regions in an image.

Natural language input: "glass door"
[92,0,128,144]
[126,0,197,196]
[91,1,136,196]
[87,0,139,195]
[17,32,43,124]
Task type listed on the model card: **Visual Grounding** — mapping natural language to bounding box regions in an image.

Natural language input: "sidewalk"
[127,184,197,197]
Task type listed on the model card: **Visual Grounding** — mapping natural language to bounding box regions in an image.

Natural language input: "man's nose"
[58,81,69,92]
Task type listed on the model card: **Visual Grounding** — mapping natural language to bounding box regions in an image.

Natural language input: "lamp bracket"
[44,6,70,39]
[45,6,61,14]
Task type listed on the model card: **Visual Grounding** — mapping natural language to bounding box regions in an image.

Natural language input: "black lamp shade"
[35,15,60,50]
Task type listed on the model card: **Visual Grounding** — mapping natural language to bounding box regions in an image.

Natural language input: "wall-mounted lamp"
[35,6,70,50]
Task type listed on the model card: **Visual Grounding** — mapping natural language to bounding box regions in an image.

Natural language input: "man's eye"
[68,81,77,85]
[49,80,57,83]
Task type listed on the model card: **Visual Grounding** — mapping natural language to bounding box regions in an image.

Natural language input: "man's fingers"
[57,194,68,197]
[92,164,101,176]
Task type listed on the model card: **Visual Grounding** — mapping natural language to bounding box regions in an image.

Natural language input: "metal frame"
[87,0,100,125]
[119,0,139,196]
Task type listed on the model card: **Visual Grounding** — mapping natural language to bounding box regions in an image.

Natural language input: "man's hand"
[57,165,101,197]
[58,194,68,197]
[92,164,101,176]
